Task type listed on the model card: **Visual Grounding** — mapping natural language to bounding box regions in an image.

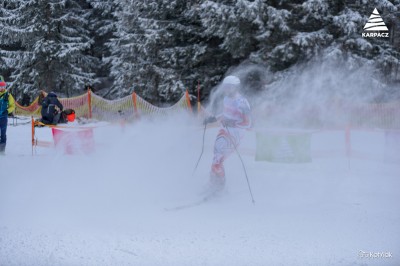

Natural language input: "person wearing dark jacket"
[40,92,63,125]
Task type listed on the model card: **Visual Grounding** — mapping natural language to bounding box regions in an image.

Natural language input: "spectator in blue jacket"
[0,81,16,154]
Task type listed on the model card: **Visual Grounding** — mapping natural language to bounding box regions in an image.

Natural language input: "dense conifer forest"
[1,0,399,104]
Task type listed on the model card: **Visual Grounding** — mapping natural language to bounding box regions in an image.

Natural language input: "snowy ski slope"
[0,116,399,266]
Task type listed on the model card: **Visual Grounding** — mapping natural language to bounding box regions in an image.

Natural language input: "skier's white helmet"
[222,75,241,86]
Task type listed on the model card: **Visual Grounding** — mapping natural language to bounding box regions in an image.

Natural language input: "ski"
[164,191,220,211]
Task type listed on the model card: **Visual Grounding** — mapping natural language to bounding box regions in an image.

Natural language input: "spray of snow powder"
[205,58,395,129]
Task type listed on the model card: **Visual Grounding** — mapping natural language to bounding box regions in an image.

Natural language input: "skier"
[40,92,64,125]
[0,80,16,154]
[203,75,251,191]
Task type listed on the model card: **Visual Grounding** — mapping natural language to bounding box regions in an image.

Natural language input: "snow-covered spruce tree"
[87,0,117,93]
[247,2,292,70]
[106,0,146,100]
[199,0,261,60]
[0,0,23,88]
[0,0,99,99]
[246,0,336,71]
[109,0,236,104]
[108,0,187,103]
[247,1,399,92]
[194,0,265,100]
[319,0,400,99]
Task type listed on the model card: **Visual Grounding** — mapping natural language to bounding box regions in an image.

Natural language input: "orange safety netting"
[91,93,136,122]
[256,101,400,129]
[15,97,42,117]
[60,93,90,119]
[17,90,400,128]
[16,90,193,122]
[348,102,400,129]
[135,91,192,118]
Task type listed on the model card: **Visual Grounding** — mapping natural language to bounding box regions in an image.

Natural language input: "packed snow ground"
[0,115,399,266]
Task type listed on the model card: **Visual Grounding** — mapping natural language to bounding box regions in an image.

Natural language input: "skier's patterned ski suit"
[211,93,251,181]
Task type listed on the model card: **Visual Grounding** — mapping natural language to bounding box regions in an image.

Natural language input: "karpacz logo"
[362,8,389,38]
[362,32,389,37]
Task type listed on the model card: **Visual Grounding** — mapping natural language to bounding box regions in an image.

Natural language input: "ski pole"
[192,122,207,176]
[223,124,255,204]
